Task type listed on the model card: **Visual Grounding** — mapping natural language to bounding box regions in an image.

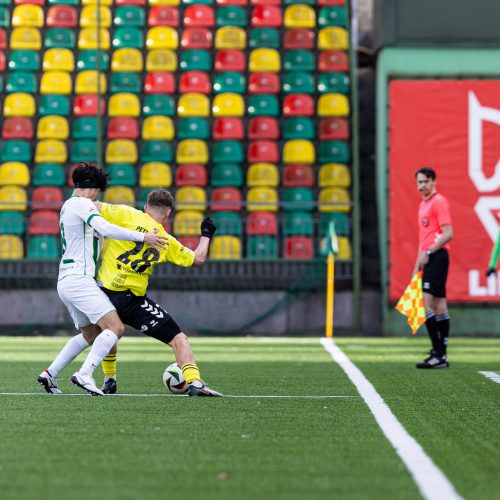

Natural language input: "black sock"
[436,313,450,357]
[425,312,442,356]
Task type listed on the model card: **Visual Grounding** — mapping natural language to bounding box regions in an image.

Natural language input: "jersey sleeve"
[435,197,452,227]
[72,197,102,225]
[164,235,195,267]
[101,202,139,228]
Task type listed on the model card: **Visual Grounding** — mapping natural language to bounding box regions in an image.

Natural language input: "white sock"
[79,330,119,377]
[47,334,90,377]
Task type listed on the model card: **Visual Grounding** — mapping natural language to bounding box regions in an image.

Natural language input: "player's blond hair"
[147,188,174,210]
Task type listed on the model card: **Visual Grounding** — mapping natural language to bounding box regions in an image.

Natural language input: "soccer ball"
[163,363,188,394]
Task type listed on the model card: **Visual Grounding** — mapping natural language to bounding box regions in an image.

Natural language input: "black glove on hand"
[486,267,496,277]
[201,217,216,239]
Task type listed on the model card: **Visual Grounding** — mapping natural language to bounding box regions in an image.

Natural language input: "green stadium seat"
[318,6,348,27]
[282,187,315,212]
[216,6,247,27]
[141,141,173,163]
[45,28,76,49]
[212,141,244,163]
[177,118,210,139]
[0,76,3,92]
[32,164,65,187]
[77,50,110,71]
[48,0,78,5]
[110,72,142,93]
[70,141,97,163]
[180,50,211,71]
[27,235,60,259]
[249,28,279,49]
[114,6,145,27]
[247,236,277,259]
[283,118,315,139]
[72,117,100,139]
[6,72,37,94]
[143,95,175,116]
[282,72,315,94]
[318,72,350,94]
[106,164,136,187]
[39,95,70,116]
[112,27,144,49]
[284,50,315,72]
[319,212,350,237]
[1,141,32,162]
[183,0,213,4]
[138,188,155,206]
[0,7,9,27]
[8,50,40,71]
[213,72,246,94]
[248,95,279,117]
[318,140,350,164]
[211,164,243,187]
[211,212,242,236]
[284,211,314,236]
[0,211,24,235]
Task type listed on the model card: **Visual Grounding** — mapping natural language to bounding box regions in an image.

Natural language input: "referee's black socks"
[436,313,450,357]
[425,311,443,356]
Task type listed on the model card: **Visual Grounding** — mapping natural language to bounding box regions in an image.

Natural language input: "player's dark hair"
[147,188,174,210]
[72,162,109,191]
[415,167,436,180]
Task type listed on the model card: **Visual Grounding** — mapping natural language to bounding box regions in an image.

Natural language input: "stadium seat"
[0,235,23,259]
[12,4,44,27]
[106,164,136,187]
[284,5,316,28]
[104,186,135,207]
[283,117,315,139]
[319,212,350,237]
[10,28,42,50]
[6,72,37,94]
[108,93,140,117]
[318,118,349,140]
[73,95,105,116]
[251,6,282,27]
[0,211,24,236]
[39,94,70,116]
[173,211,204,236]
[318,140,350,163]
[318,72,350,94]
[248,95,279,116]
[335,236,352,260]
[75,70,107,94]
[210,187,242,211]
[139,162,172,187]
[149,0,179,5]
[141,141,173,163]
[249,48,280,72]
[212,141,244,163]
[70,141,97,163]
[111,72,142,93]
[318,6,347,27]
[246,212,277,235]
[0,162,29,187]
[146,26,178,49]
[46,5,77,27]
[106,139,138,164]
[40,71,72,94]
[175,164,207,187]
[211,211,242,236]
[32,163,65,187]
[212,117,244,140]
[0,186,27,211]
[176,235,199,250]
[247,187,278,212]
[77,50,109,71]
[176,186,207,211]
[180,49,211,71]
[284,236,313,259]
[143,94,175,116]
[212,93,245,117]
[215,26,246,49]
[284,211,314,236]
[318,187,350,212]
[72,117,99,139]
[177,93,210,117]
[213,72,245,93]
[142,116,174,140]
[146,49,178,71]
[180,28,212,49]
[285,0,316,5]
[283,139,315,164]
[114,6,145,27]
[282,187,315,212]
[283,94,315,117]
[318,27,349,50]
[29,210,60,235]
[249,27,279,49]
[177,118,210,139]
[8,50,40,71]
[179,71,210,94]
[247,163,279,187]
[0,29,5,50]
[209,235,242,260]
[247,236,277,259]
[1,141,31,162]
[247,141,279,163]
[248,117,279,140]
[217,6,246,27]
[111,48,143,72]
[107,117,139,139]
[214,50,245,71]
[283,164,315,187]
[248,72,280,94]
[78,28,110,50]
[284,50,315,72]
[282,72,315,94]
[148,6,178,27]
[211,164,243,187]
[184,5,214,27]
[217,0,247,5]
[37,116,69,140]
[318,50,349,72]
[45,28,75,49]
[2,117,33,139]
[0,7,8,28]
[80,5,111,28]
[43,48,74,71]
[112,27,144,48]
[27,235,60,259]
[284,28,315,49]
[318,163,351,188]
[318,93,350,117]
[115,0,146,5]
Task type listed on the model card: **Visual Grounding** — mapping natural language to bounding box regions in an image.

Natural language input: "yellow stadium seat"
[210,235,242,260]
[246,187,279,212]
[40,71,72,95]
[247,163,279,188]
[173,211,204,236]
[146,27,178,49]
[0,186,28,211]
[318,187,351,213]
[0,162,30,187]
[0,235,23,259]
[176,186,207,211]
[146,49,177,72]
[104,187,135,207]
[108,93,140,117]
[215,27,246,50]
[176,139,209,164]
[177,93,210,118]
[337,237,352,260]
[139,162,172,188]
[82,0,112,5]
[78,28,110,50]
[283,140,315,164]
[284,5,316,29]
[106,140,138,164]
[37,116,69,140]
[42,48,74,72]
[318,93,350,117]
[80,6,112,28]
[249,48,280,73]
[111,48,143,73]
[12,5,44,28]
[142,117,174,141]
[10,28,42,50]
[212,93,244,117]
[149,0,179,5]
[4,94,35,117]
[75,70,107,95]
[318,163,351,188]
[35,140,67,164]
[318,27,349,50]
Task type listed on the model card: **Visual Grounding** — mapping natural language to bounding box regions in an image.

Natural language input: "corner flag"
[395,271,426,334]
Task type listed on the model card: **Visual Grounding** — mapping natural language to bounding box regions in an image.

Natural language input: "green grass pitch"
[0,336,498,500]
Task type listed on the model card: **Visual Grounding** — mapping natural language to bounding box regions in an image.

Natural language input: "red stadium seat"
[178,235,200,251]
[179,71,211,94]
[115,0,146,5]
[175,164,207,187]
[246,212,277,235]
[148,7,179,27]
[0,29,6,49]
[15,0,45,5]
[144,72,175,94]
[215,50,245,72]
[2,118,33,139]
[283,164,315,187]
[248,73,280,94]
[284,237,313,259]
[29,211,60,236]
[211,187,242,211]
[0,51,5,72]
[318,51,349,72]
[184,5,215,28]
[248,117,279,140]
[247,141,279,163]
[216,0,247,5]
[283,94,315,117]
[46,6,77,28]
[251,6,282,27]
[318,0,345,5]
[251,0,280,4]
[181,28,212,49]
[107,118,139,140]
[73,95,105,117]
[31,187,64,211]
[284,29,315,49]
[212,118,244,140]
[318,118,350,140]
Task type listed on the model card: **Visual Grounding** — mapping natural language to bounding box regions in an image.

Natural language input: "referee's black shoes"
[416,352,449,369]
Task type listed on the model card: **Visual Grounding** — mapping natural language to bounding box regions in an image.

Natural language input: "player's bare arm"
[417,224,453,269]
[193,217,217,267]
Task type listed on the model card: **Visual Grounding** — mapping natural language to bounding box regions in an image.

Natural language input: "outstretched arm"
[192,217,216,267]
[487,233,500,276]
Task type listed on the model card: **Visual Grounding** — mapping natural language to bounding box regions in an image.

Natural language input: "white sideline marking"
[321,338,463,500]
[478,371,500,384]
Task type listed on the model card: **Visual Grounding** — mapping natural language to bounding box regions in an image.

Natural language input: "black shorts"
[422,249,449,298]
[101,288,182,344]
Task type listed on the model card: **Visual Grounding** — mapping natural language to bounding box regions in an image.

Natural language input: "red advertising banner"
[389,80,500,302]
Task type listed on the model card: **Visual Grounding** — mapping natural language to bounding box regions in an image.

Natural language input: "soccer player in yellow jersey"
[94,188,222,397]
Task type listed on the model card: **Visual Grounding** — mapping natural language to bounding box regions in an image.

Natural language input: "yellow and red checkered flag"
[395,271,426,334]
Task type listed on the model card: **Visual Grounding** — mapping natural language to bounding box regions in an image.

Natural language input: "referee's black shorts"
[422,249,449,298]
[100,288,182,344]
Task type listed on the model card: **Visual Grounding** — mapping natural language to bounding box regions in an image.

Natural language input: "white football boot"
[71,372,104,396]
[37,370,62,395]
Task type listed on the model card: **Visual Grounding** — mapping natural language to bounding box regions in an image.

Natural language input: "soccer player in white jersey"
[37,164,168,396]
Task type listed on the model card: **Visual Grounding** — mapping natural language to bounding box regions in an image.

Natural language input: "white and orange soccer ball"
[163,363,188,394]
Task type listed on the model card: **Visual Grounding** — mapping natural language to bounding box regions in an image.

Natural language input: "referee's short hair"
[147,188,174,210]
[415,167,436,180]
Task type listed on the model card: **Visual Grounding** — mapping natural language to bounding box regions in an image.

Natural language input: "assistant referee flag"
[395,272,426,334]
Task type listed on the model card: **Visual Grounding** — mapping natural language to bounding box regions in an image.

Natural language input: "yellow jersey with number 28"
[96,203,195,296]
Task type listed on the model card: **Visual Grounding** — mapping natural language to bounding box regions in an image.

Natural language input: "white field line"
[321,338,462,500]
[478,371,500,384]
